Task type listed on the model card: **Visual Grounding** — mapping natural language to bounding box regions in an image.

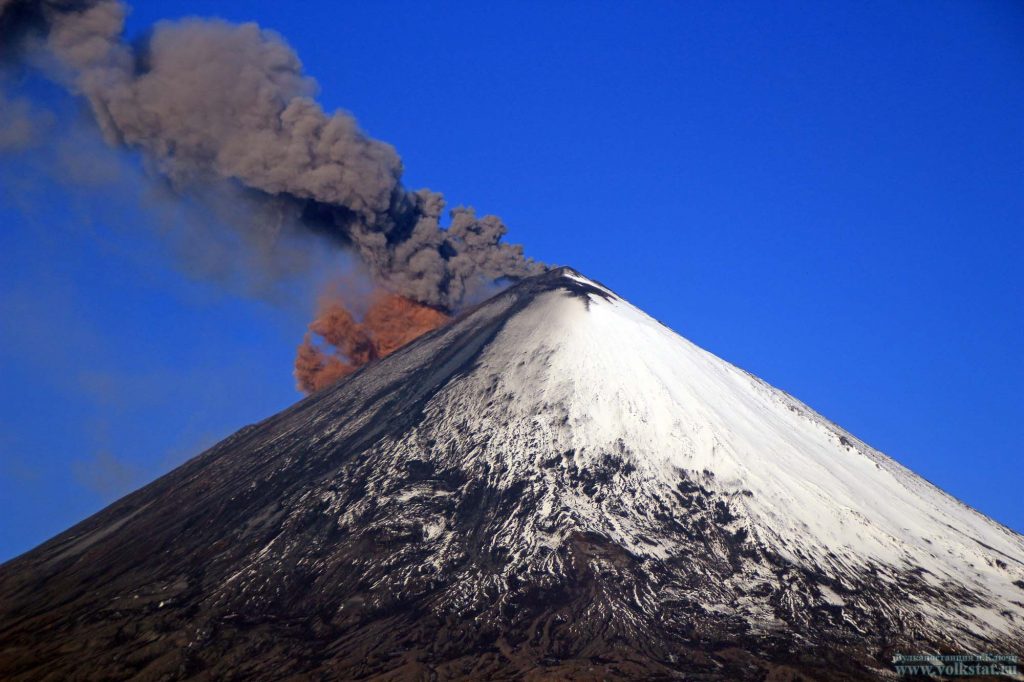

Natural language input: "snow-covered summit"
[390,266,1024,640]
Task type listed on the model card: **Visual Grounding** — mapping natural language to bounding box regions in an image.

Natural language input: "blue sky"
[1,0,1021,560]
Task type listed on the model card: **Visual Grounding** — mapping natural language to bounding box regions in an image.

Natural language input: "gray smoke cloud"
[0,0,544,309]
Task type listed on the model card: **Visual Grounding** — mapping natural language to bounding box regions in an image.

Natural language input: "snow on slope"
[389,267,1024,641]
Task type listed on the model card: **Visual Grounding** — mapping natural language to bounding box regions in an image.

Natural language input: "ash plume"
[0,0,544,310]
[294,292,450,393]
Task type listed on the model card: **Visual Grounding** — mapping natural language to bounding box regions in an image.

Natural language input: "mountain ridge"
[1,267,1021,680]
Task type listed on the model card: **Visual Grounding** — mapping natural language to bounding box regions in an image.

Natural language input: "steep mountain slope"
[1,268,1022,680]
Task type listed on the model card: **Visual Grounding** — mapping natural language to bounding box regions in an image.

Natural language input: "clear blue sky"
[1,0,1021,560]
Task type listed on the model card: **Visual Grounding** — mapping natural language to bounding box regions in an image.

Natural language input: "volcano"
[1,267,1022,680]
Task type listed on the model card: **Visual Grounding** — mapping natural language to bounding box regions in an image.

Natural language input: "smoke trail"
[0,0,544,310]
[0,90,51,150]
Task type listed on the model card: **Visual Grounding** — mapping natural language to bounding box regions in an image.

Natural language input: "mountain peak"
[2,267,1022,680]
[491,264,618,306]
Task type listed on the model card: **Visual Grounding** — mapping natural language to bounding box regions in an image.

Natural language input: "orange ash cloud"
[294,291,450,393]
